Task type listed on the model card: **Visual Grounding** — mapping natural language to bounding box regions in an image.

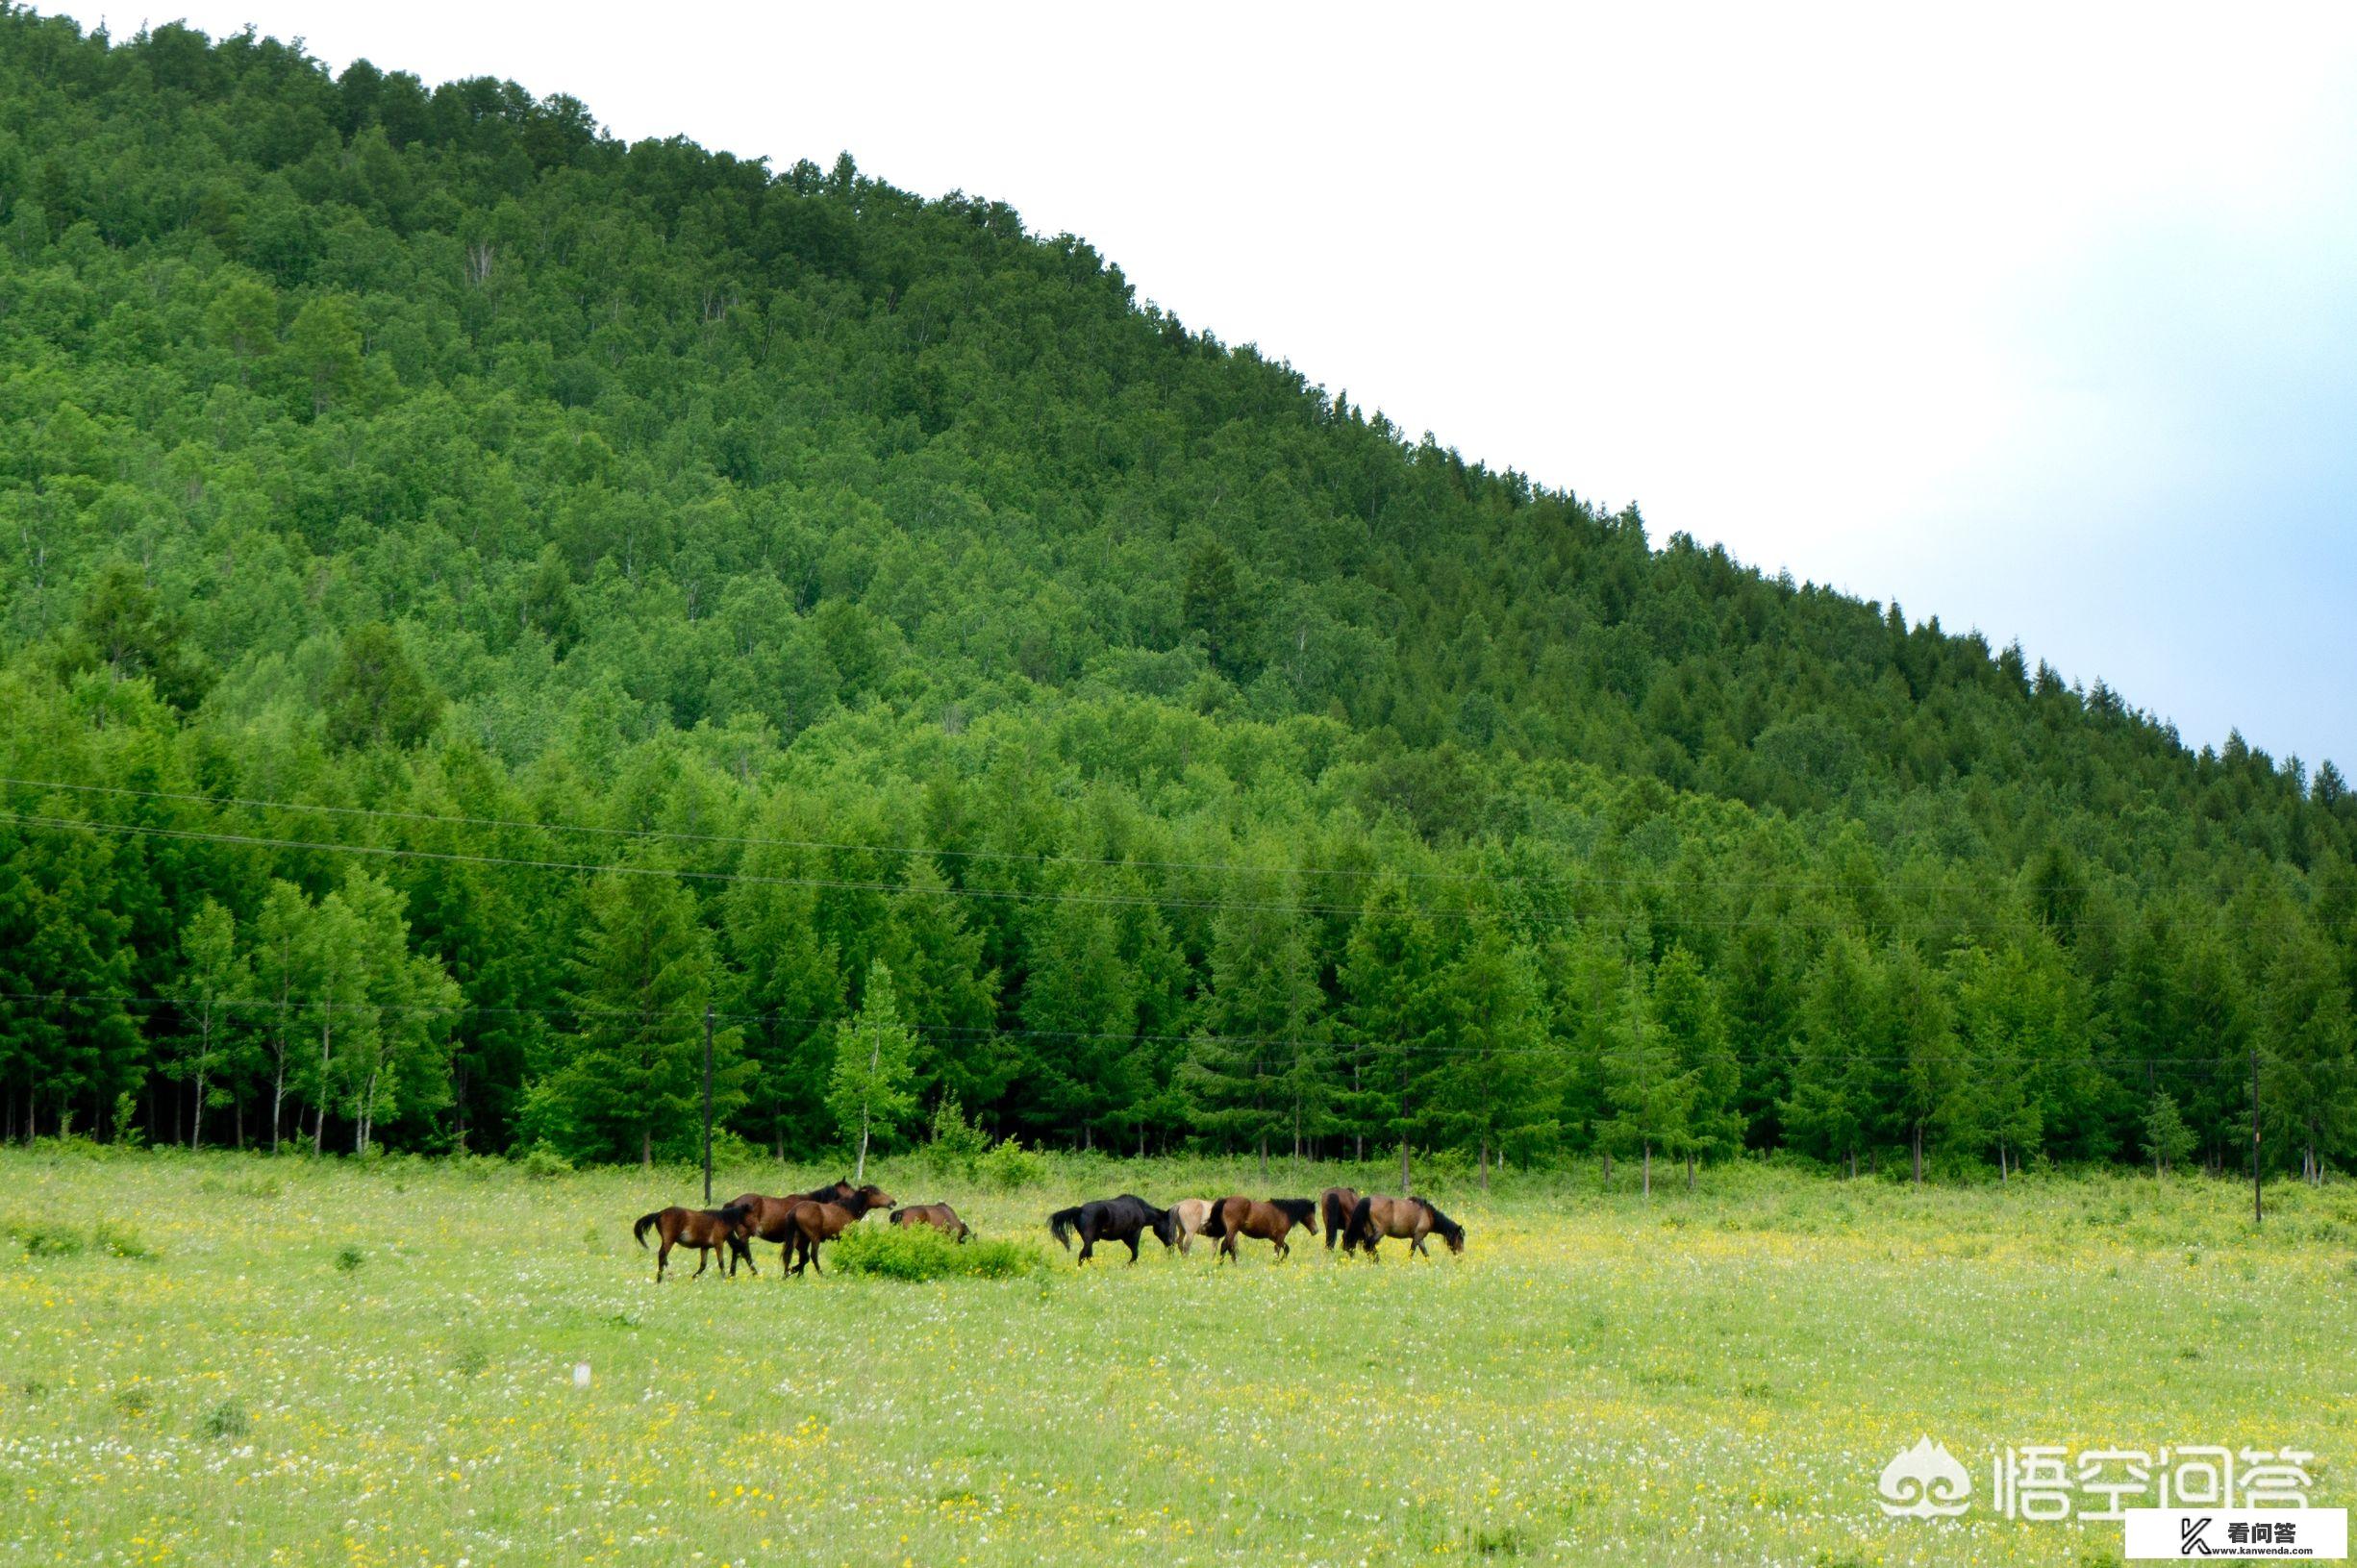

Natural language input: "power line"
[0,806,2302,936]
[0,988,2335,1070]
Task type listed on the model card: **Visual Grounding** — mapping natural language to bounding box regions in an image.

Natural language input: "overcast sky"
[55,4,2357,772]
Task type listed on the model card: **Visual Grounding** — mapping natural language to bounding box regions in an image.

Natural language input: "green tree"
[1434,919,1553,1189]
[2142,1090,2195,1177]
[286,292,364,414]
[324,623,443,750]
[164,899,248,1150]
[1650,943,1740,1187]
[1339,875,1446,1192]
[526,871,745,1168]
[829,958,918,1182]
[1597,961,1692,1197]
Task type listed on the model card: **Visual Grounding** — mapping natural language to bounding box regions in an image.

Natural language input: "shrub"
[93,1221,154,1259]
[923,1096,990,1179]
[828,1223,1047,1282]
[977,1136,1047,1191]
[518,1144,574,1181]
[335,1245,364,1273]
[201,1399,249,1439]
[7,1220,86,1257]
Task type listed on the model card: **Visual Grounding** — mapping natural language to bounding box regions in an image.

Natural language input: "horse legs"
[1274,1237,1289,1261]
[1364,1237,1381,1262]
[1125,1234,1141,1264]
[691,1247,710,1279]
[1411,1233,1428,1257]
[655,1238,672,1282]
[1077,1229,1094,1265]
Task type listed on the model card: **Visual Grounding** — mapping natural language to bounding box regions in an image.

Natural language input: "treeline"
[6,677,2353,1182]
[0,12,2352,1180]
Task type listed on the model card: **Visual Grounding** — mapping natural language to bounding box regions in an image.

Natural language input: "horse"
[1344,1194,1466,1259]
[890,1203,971,1243]
[727,1180,861,1274]
[1166,1197,1216,1256]
[785,1184,894,1277]
[1046,1195,1175,1264]
[1319,1186,1361,1252]
[1207,1196,1316,1262]
[632,1203,755,1282]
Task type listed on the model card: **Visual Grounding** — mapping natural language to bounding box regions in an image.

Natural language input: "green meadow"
[1,1146,2350,1567]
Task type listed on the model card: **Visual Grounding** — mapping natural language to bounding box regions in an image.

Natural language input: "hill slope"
[1,12,2351,1175]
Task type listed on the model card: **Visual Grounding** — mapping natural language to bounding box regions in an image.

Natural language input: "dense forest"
[2,10,2352,1182]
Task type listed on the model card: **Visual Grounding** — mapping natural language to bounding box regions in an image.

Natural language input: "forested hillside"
[3,11,2352,1179]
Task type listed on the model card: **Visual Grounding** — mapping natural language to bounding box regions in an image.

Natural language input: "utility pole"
[2250,1046,2261,1227]
[702,1003,715,1205]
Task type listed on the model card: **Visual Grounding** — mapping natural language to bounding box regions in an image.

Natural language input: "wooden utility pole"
[702,1003,715,1204]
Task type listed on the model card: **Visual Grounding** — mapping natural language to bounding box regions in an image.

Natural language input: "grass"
[0,1144,2350,1566]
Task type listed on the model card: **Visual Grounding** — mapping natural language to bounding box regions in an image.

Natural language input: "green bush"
[335,1245,365,1273]
[7,1220,86,1257]
[828,1223,1047,1281]
[93,1221,154,1259]
[977,1136,1047,1190]
[200,1400,249,1439]
[518,1144,574,1181]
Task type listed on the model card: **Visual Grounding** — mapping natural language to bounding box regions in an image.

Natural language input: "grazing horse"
[1319,1187,1361,1252]
[727,1181,861,1274]
[1046,1195,1174,1264]
[785,1184,894,1276]
[890,1203,972,1243]
[1344,1195,1466,1259]
[1166,1198,1216,1256]
[632,1203,755,1282]
[1208,1196,1317,1263]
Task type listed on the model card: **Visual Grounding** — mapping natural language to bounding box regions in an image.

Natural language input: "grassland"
[1,1146,2351,1567]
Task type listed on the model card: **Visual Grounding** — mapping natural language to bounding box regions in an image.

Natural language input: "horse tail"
[1347,1195,1375,1244]
[633,1210,661,1248]
[1048,1207,1082,1249]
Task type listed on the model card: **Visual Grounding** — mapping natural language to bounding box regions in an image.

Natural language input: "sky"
[52,4,2357,771]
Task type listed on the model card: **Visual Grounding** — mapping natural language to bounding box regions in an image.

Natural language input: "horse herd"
[633,1181,1464,1282]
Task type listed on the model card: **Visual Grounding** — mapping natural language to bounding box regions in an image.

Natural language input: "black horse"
[1047,1194,1176,1264]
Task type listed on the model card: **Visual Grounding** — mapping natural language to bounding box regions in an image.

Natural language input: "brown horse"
[787,1184,895,1276]
[632,1203,755,1282]
[1166,1198,1216,1256]
[1208,1196,1316,1263]
[1344,1195,1466,1259]
[890,1203,971,1243]
[728,1181,859,1273]
[1319,1187,1361,1251]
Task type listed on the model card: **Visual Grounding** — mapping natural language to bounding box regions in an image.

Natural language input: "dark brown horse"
[787,1184,895,1276]
[1319,1186,1361,1251]
[890,1203,971,1243]
[632,1203,755,1282]
[728,1181,860,1273]
[1208,1196,1316,1263]
[1344,1195,1466,1259]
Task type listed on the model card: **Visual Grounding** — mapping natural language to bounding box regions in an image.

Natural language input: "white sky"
[55,3,2357,771]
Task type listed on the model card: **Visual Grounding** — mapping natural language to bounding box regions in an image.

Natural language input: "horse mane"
[1418,1199,1464,1242]
[1270,1197,1316,1225]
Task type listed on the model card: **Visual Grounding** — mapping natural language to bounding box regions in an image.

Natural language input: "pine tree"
[1649,943,1739,1188]
[1782,933,1883,1177]
[525,870,745,1168]
[1598,961,1692,1197]
[1434,918,1553,1190]
[1340,876,1445,1192]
